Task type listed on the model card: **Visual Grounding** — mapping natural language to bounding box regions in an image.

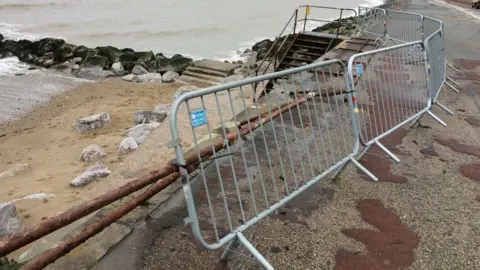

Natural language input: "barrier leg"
[447,76,460,86]
[374,140,400,163]
[427,110,447,126]
[445,81,460,93]
[447,61,460,73]
[435,101,454,115]
[220,237,240,262]
[350,157,378,182]
[236,232,274,270]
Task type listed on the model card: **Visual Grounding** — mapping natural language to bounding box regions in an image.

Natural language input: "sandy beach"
[0,78,213,229]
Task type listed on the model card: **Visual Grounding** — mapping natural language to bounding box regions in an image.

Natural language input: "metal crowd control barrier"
[423,16,459,116]
[347,41,446,168]
[168,59,375,269]
[385,10,424,44]
[357,7,388,41]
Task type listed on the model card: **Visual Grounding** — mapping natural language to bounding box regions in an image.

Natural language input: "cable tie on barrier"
[344,90,357,94]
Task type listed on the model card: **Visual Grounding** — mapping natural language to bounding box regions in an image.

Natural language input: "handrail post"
[293,9,298,34]
[303,5,309,32]
[336,9,344,37]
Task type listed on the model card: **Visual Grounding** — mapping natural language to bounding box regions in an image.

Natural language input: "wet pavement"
[94,0,480,269]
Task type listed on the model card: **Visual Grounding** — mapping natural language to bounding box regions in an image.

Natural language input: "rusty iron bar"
[21,91,317,269]
[2,90,316,263]
[0,166,178,257]
[21,171,182,270]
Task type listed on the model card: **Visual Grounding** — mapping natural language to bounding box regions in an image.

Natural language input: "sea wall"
[0,34,193,79]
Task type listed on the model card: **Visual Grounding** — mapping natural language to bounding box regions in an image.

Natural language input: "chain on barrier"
[168,59,376,269]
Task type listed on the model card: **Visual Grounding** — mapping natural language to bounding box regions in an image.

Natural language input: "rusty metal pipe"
[21,172,181,270]
[0,166,178,257]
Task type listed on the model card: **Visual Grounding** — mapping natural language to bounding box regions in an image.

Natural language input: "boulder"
[162,71,179,82]
[70,163,111,187]
[173,85,200,102]
[252,39,273,55]
[132,64,149,75]
[168,54,193,73]
[35,54,55,68]
[136,73,163,83]
[0,203,25,239]
[127,122,161,145]
[35,38,66,56]
[118,137,139,154]
[0,49,14,59]
[0,164,30,180]
[54,43,76,62]
[122,74,138,82]
[157,54,193,73]
[153,104,172,115]
[73,45,89,58]
[18,51,36,64]
[76,66,115,80]
[79,144,107,163]
[111,62,124,73]
[73,112,111,132]
[134,51,155,70]
[72,57,83,63]
[81,55,109,69]
[155,53,169,72]
[96,46,121,64]
[135,110,168,125]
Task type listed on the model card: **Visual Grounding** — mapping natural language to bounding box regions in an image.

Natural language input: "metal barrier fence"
[347,41,446,164]
[385,10,424,44]
[424,16,459,116]
[357,7,387,40]
[168,59,375,269]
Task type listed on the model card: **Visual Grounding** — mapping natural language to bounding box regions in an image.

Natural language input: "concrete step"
[176,75,221,85]
[181,71,224,83]
[190,59,239,75]
[185,66,228,78]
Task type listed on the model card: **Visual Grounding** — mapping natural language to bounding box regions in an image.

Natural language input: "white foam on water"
[0,57,37,75]
[0,22,40,41]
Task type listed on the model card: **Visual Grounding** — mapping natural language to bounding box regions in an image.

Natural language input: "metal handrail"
[254,9,298,78]
[253,6,358,91]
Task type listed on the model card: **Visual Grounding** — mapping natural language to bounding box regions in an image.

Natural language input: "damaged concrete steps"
[178,59,239,85]
[276,32,348,72]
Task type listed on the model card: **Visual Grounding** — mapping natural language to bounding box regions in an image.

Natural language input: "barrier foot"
[236,231,274,270]
[445,81,460,93]
[374,140,400,163]
[350,157,378,182]
[447,76,460,86]
[435,101,454,115]
[331,161,349,181]
[447,61,460,73]
[427,110,447,127]
[220,237,240,262]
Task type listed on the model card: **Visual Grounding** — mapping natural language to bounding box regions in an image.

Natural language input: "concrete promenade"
[90,0,480,269]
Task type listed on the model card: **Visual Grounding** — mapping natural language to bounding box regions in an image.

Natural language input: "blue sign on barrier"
[356,64,364,77]
[190,109,207,128]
